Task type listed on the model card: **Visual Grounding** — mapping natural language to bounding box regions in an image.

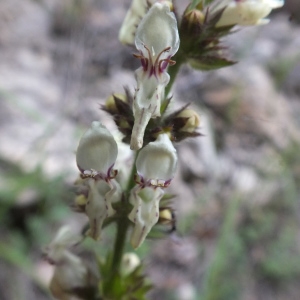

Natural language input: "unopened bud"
[184,8,205,29]
[105,93,127,114]
[159,209,173,224]
[177,109,200,133]
[120,252,141,276]
[73,194,87,212]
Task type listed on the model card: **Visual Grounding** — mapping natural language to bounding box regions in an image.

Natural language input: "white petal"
[135,68,169,107]
[114,134,133,187]
[135,2,179,60]
[130,69,169,150]
[76,122,118,174]
[85,179,120,240]
[136,133,177,181]
[128,186,164,248]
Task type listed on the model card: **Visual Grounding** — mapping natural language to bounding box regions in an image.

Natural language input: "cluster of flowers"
[76,121,177,249]
[49,0,285,250]
[44,0,284,298]
[73,2,182,251]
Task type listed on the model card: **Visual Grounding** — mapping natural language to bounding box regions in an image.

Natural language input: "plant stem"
[165,56,184,97]
[103,210,130,296]
[161,55,185,114]
[111,215,129,271]
[108,152,139,278]
[126,150,139,192]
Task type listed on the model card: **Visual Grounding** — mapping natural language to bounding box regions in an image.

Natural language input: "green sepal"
[188,56,236,71]
[179,3,236,72]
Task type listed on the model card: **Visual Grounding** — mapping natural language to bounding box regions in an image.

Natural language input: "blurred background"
[0,0,300,299]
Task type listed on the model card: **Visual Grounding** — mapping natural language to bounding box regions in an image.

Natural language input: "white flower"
[215,0,284,27]
[128,134,177,248]
[45,227,89,299]
[76,122,121,240]
[130,2,179,150]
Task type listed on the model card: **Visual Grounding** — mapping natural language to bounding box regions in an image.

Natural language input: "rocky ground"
[0,0,300,300]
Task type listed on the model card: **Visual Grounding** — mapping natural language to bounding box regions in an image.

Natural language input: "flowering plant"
[45,0,284,299]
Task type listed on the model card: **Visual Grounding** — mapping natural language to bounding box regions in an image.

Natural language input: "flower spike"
[136,133,177,184]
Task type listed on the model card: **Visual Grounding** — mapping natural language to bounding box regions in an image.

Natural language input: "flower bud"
[176,109,200,133]
[105,93,127,114]
[158,208,173,224]
[120,252,141,276]
[183,8,205,30]
[147,207,176,238]
[73,194,87,213]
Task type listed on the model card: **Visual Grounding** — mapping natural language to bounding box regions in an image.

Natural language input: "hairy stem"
[126,150,139,192]
[161,55,185,114]
[111,215,129,271]
[104,209,130,296]
[106,151,139,291]
[165,57,184,96]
